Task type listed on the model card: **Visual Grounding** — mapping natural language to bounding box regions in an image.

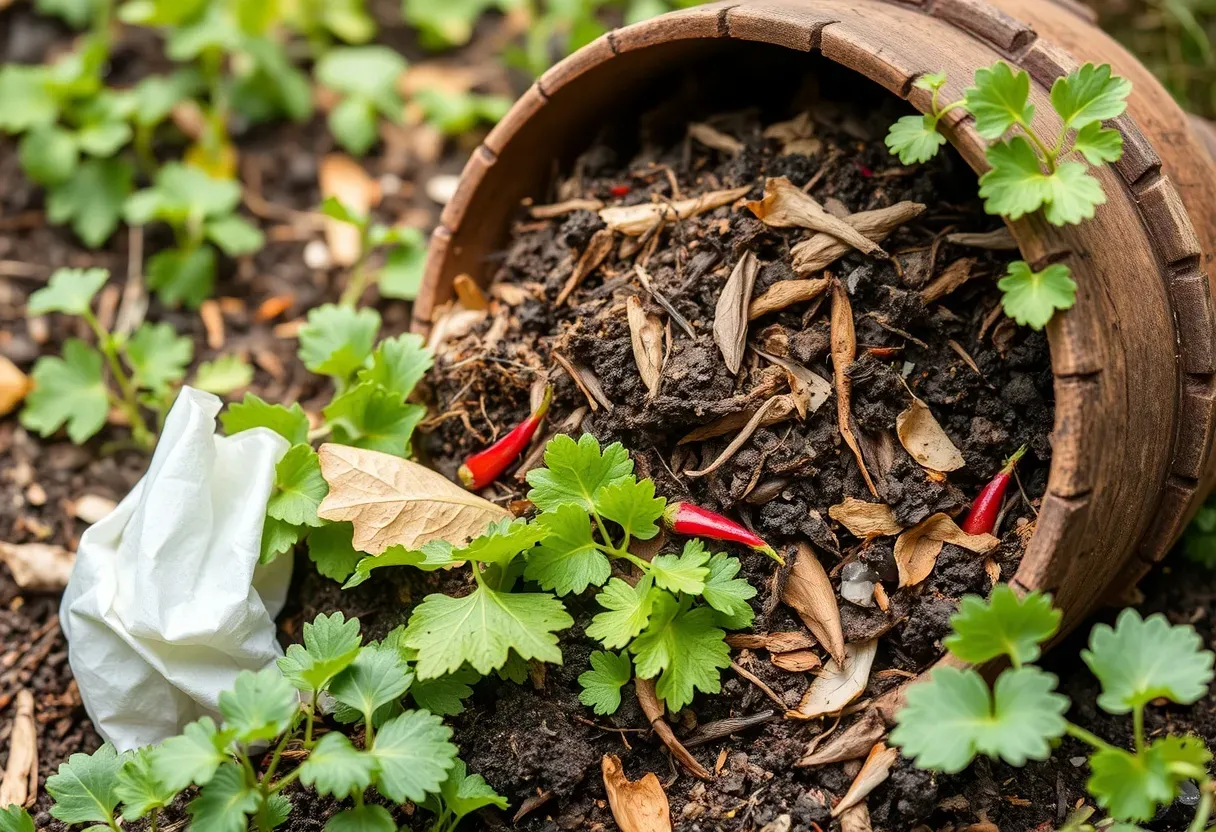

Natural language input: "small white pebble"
[302,240,333,270]
[25,483,47,506]
[1070,756,1087,767]
[426,174,461,206]
[840,561,878,607]
[378,173,403,196]
[73,494,118,524]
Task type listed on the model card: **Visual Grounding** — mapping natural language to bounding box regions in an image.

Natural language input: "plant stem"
[269,767,301,794]
[305,690,318,746]
[1133,705,1146,754]
[1064,721,1116,753]
[1188,780,1213,832]
[1018,122,1059,172]
[308,424,333,442]
[340,262,371,308]
[83,309,155,449]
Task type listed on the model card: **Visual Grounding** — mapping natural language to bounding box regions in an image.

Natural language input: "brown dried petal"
[920,258,978,304]
[838,802,873,832]
[896,396,965,473]
[602,754,673,832]
[780,542,845,666]
[792,202,926,275]
[772,649,822,672]
[793,639,877,719]
[828,497,902,539]
[726,632,817,652]
[893,513,999,587]
[627,295,664,397]
[600,185,750,236]
[799,709,887,767]
[714,250,760,375]
[756,350,832,416]
[746,178,883,257]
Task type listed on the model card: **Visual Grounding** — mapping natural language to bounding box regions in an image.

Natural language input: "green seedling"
[321,196,428,305]
[411,87,512,137]
[315,46,407,155]
[891,585,1216,829]
[885,61,1132,330]
[20,268,251,450]
[123,162,265,307]
[285,0,377,52]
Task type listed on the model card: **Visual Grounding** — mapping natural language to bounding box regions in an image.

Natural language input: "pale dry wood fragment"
[944,228,1018,250]
[0,689,36,808]
[453,274,489,310]
[792,202,926,275]
[772,649,822,672]
[793,640,877,720]
[755,351,832,416]
[747,178,884,257]
[726,632,816,652]
[602,754,672,832]
[730,660,789,708]
[781,542,845,666]
[600,185,750,236]
[552,351,613,412]
[677,394,800,445]
[832,743,899,816]
[748,278,831,320]
[839,802,872,832]
[688,122,744,155]
[530,198,605,219]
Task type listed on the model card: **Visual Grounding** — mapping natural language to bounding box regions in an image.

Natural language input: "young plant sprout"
[20,268,252,450]
[886,61,1131,330]
[319,196,429,306]
[458,384,553,489]
[314,46,407,156]
[892,586,1216,829]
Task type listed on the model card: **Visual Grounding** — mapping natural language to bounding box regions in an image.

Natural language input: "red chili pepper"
[662,502,783,564]
[459,386,553,490]
[959,445,1028,535]
[855,162,873,178]
[610,185,631,197]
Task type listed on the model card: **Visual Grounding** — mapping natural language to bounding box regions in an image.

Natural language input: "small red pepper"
[663,502,783,564]
[459,386,553,490]
[610,185,631,197]
[959,445,1028,535]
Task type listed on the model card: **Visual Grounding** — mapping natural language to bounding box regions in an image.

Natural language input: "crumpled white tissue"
[61,387,293,751]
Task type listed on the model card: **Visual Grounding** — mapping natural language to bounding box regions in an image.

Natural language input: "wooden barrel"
[415,0,1216,641]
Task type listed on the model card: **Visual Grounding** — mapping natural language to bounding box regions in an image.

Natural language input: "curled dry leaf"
[893,513,999,587]
[0,542,74,592]
[792,202,926,275]
[756,351,832,417]
[627,295,664,396]
[714,250,760,375]
[772,649,822,672]
[688,122,745,155]
[557,228,615,306]
[686,395,784,478]
[553,351,613,412]
[832,743,899,817]
[0,354,32,417]
[798,708,886,767]
[945,227,1018,250]
[920,257,978,305]
[828,497,902,539]
[726,631,816,652]
[636,677,712,779]
[763,112,821,156]
[794,639,878,720]
[830,282,878,496]
[0,689,36,808]
[780,542,845,666]
[746,178,883,258]
[600,185,750,236]
[317,443,511,555]
[318,153,381,266]
[896,396,965,473]
[748,277,831,320]
[602,754,673,832]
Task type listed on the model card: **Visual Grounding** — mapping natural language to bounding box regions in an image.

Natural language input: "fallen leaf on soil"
[747,178,884,258]
[763,113,820,156]
[748,277,831,320]
[781,542,845,666]
[686,394,784,478]
[945,227,1018,250]
[920,258,978,304]
[772,649,822,672]
[0,542,74,592]
[837,799,873,832]
[688,122,744,155]
[553,351,613,412]
[602,754,672,832]
[0,689,36,808]
[832,742,899,816]
[726,632,816,652]
[893,513,999,587]
[831,281,878,496]
[319,154,381,266]
[793,639,877,719]
[71,494,118,525]
[636,677,712,779]
[530,198,606,219]
[755,351,832,416]
[317,443,510,555]
[799,708,887,767]
[600,185,750,236]
[714,250,760,375]
[896,395,965,473]
[627,295,664,396]
[557,228,615,305]
[792,202,926,275]
[0,355,32,417]
[828,498,902,539]
[678,394,800,445]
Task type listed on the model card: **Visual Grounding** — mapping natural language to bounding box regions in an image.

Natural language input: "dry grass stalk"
[714,251,760,375]
[780,542,846,666]
[557,228,615,305]
[730,660,789,708]
[601,754,673,832]
[678,394,800,445]
[894,513,999,587]
[830,281,878,496]
[792,202,926,275]
[0,543,74,592]
[748,277,831,320]
[726,631,816,652]
[635,678,712,779]
[945,227,1018,250]
[600,185,750,236]
[747,178,884,258]
[799,709,886,767]
[772,649,822,672]
[793,640,878,719]
[688,122,744,155]
[896,394,965,473]
[832,743,900,817]
[828,498,902,539]
[552,351,613,412]
[920,258,978,304]
[685,395,784,478]
[0,689,36,808]
[529,197,606,219]
[626,295,664,397]
[635,265,695,338]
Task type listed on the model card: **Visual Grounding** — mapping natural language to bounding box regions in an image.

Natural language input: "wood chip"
[833,743,899,817]
[792,202,925,275]
[319,154,381,266]
[920,258,978,305]
[553,351,613,412]
[602,754,673,832]
[747,178,884,257]
[828,497,902,539]
[763,113,821,156]
[831,281,878,496]
[772,649,822,672]
[689,122,744,155]
[599,185,750,236]
[945,228,1018,250]
[893,513,999,587]
[685,394,782,478]
[781,542,845,666]
[799,709,886,767]
[0,355,32,417]
[793,639,877,719]
[726,632,816,652]
[0,543,74,592]
[200,299,225,349]
[0,689,36,808]
[896,393,965,473]
[714,250,759,375]
[873,582,889,612]
[453,274,489,310]
[748,277,831,320]
[755,351,832,416]
[984,557,1001,586]
[635,678,711,780]
[530,198,606,219]
[627,295,664,397]
[557,228,615,305]
[254,295,295,322]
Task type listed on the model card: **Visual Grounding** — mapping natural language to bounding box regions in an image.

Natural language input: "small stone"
[840,561,878,607]
[303,240,333,270]
[24,483,46,507]
[73,494,118,525]
[426,174,461,206]
[1178,780,1201,807]
[1069,756,1087,767]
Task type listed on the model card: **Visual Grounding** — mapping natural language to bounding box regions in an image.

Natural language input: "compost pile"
[413,90,1056,828]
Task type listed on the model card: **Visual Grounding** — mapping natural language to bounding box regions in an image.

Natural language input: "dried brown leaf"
[792,202,926,275]
[832,743,899,817]
[689,122,744,155]
[793,640,877,719]
[920,258,978,305]
[831,282,878,496]
[600,185,750,236]
[0,689,35,808]
[781,542,845,666]
[0,355,32,417]
[726,631,816,652]
[772,649,822,672]
[557,228,615,305]
[714,251,759,375]
[0,543,74,592]
[317,443,510,555]
[319,154,381,266]
[553,351,613,412]
[746,178,883,257]
[799,709,886,767]
[755,351,832,416]
[685,395,786,478]
[838,802,873,832]
[763,113,821,156]
[748,278,831,320]
[602,754,672,832]
[893,513,999,587]
[636,678,712,779]
[627,295,664,396]
[828,497,902,539]
[896,396,965,473]
[945,228,1018,250]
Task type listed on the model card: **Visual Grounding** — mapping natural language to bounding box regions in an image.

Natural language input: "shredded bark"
[920,257,978,304]
[830,280,878,496]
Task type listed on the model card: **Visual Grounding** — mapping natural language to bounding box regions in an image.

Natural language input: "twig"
[729,661,787,710]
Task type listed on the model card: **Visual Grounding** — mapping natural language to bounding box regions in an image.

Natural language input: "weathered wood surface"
[415,0,1216,640]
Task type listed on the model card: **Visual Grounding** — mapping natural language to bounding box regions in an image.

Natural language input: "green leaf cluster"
[316,46,407,155]
[320,196,429,303]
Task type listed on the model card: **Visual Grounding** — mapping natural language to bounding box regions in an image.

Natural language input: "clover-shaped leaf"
[578,650,632,715]
[944,585,1061,665]
[997,261,1077,330]
[885,114,946,165]
[965,61,1034,140]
